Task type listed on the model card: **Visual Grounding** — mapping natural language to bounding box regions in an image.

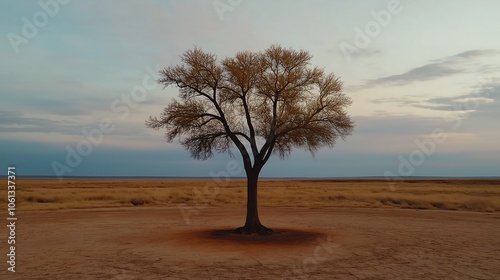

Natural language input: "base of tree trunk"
[233,224,274,235]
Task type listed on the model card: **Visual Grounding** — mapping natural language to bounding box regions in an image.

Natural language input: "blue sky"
[1,0,499,178]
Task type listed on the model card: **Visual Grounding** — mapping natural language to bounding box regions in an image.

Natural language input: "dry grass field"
[2,178,500,212]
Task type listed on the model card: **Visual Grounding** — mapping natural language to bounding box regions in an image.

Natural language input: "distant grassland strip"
[1,179,499,212]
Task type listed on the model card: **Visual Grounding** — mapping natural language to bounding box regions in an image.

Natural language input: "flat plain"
[1,179,499,279]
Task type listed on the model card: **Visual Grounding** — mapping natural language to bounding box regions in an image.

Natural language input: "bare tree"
[147,45,354,235]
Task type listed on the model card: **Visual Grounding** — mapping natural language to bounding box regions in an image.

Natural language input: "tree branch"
[241,93,259,158]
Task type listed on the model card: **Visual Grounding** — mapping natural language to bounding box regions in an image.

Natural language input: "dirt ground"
[1,207,499,279]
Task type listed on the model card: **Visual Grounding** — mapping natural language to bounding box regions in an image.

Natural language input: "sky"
[1,0,499,178]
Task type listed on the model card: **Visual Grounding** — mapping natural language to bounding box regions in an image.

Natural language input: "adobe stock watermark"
[283,234,340,279]
[51,65,160,180]
[213,0,243,21]
[384,74,496,188]
[7,0,70,54]
[339,0,412,63]
[178,160,243,224]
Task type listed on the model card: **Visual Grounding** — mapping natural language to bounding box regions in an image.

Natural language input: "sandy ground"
[1,207,499,280]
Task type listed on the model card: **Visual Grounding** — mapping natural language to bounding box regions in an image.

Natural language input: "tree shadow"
[194,228,325,246]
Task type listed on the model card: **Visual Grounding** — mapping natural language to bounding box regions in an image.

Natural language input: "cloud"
[438,49,499,61]
[460,83,500,121]
[18,97,102,116]
[0,111,82,135]
[363,49,499,87]
[366,82,500,154]
[369,81,499,117]
[371,63,463,86]
[415,95,495,112]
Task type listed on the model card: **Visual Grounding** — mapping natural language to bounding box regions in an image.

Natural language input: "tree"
[147,45,354,235]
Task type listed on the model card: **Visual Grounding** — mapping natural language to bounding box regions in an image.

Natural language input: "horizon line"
[3,175,500,180]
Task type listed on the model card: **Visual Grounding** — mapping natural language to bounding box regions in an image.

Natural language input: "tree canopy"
[147,45,353,172]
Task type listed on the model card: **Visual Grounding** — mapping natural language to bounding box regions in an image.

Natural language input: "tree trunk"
[234,170,273,235]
